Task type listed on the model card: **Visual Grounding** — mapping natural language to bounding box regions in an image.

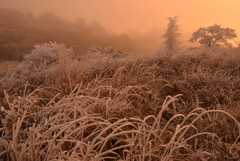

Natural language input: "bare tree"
[189,23,237,47]
[161,16,182,50]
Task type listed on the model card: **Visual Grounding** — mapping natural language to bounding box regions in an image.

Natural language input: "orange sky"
[1,0,240,46]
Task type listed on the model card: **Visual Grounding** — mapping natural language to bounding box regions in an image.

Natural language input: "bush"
[23,42,74,68]
[87,45,129,59]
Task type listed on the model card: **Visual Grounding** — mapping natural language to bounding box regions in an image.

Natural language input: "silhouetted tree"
[189,23,237,47]
[161,16,182,50]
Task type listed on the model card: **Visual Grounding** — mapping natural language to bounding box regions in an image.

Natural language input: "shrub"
[87,45,129,59]
[23,42,74,68]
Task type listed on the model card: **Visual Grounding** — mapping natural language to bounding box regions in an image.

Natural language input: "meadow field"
[0,43,240,160]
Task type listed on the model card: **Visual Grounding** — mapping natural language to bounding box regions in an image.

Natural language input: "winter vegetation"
[1,5,240,161]
[0,41,240,160]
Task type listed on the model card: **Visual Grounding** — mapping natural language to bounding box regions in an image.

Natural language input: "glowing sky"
[1,0,240,45]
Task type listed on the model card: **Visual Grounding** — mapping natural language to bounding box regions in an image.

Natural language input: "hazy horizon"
[1,0,240,51]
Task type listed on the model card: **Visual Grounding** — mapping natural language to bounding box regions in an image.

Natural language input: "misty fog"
[0,8,168,60]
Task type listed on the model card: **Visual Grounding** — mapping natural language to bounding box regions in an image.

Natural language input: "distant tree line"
[0,8,139,60]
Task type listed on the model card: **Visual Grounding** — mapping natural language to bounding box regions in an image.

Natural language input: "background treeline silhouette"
[0,8,162,60]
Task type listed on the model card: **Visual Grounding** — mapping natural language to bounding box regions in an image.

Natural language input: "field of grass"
[0,44,240,160]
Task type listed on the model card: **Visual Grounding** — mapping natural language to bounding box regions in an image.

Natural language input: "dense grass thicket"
[0,44,240,160]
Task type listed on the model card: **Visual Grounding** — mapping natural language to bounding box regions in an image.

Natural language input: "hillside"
[0,44,240,160]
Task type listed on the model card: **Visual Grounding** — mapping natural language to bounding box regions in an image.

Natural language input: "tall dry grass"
[0,45,240,160]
